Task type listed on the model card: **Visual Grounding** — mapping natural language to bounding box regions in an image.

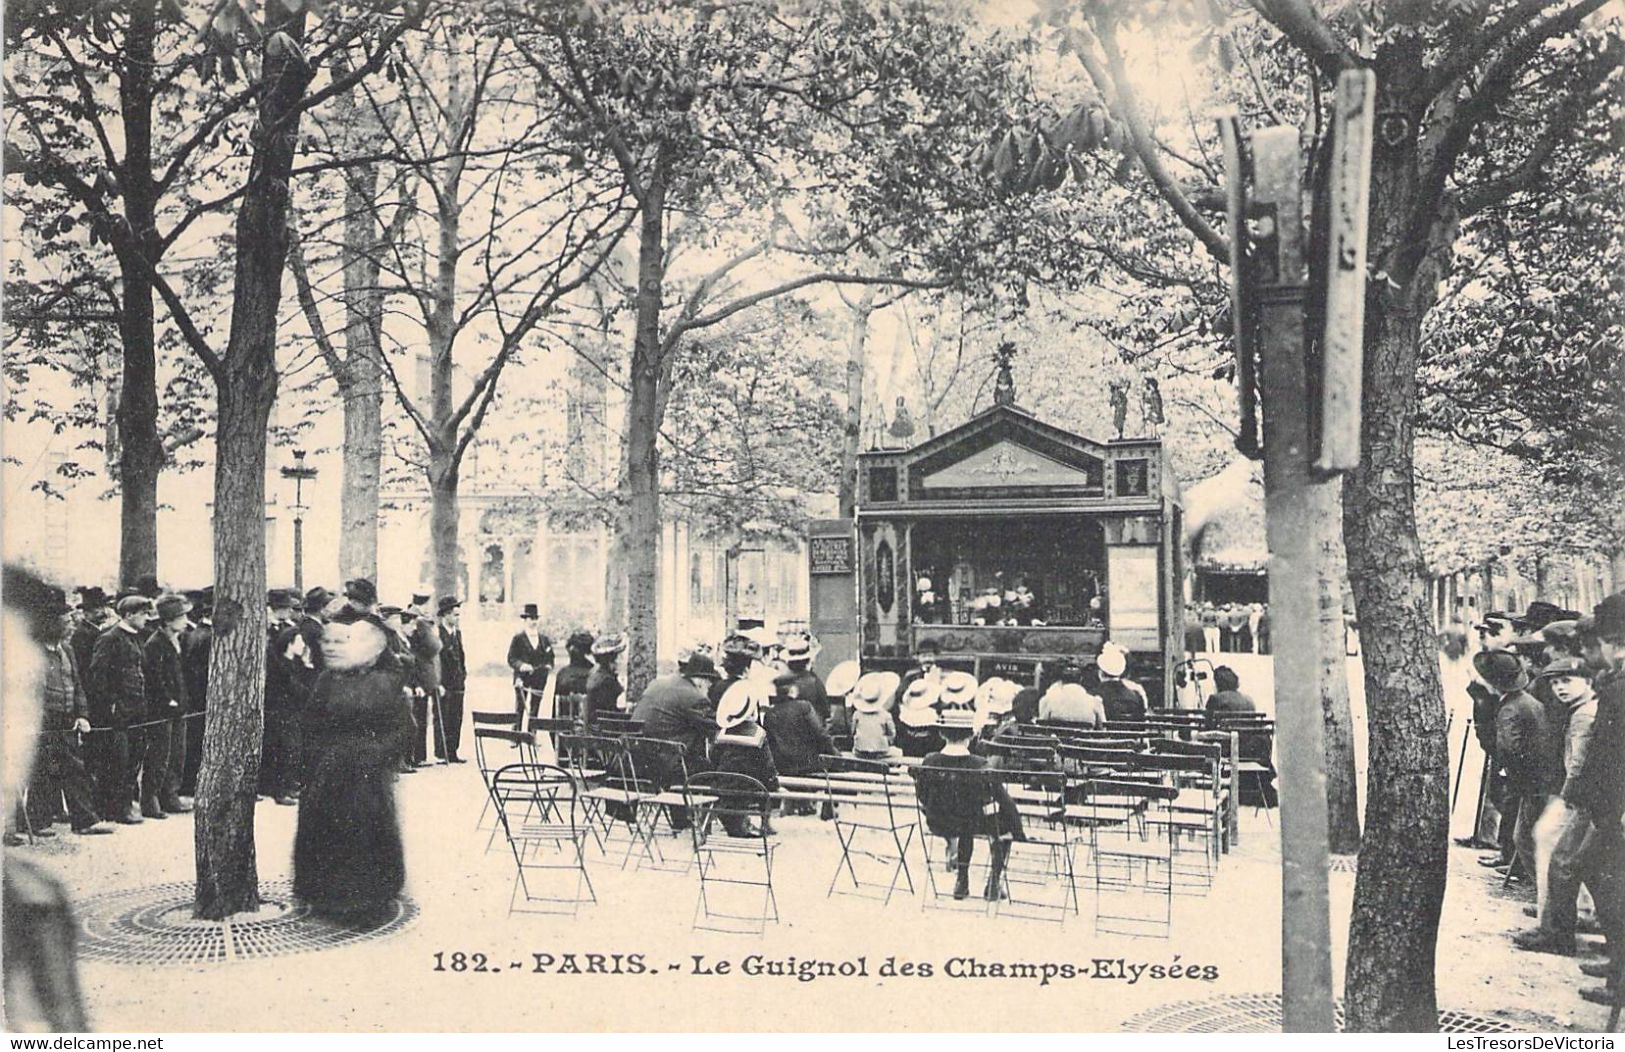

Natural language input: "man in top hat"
[582,633,626,727]
[403,592,443,766]
[506,603,554,719]
[1475,648,1557,884]
[87,595,157,824]
[1094,642,1148,723]
[779,633,829,725]
[140,594,195,817]
[435,597,467,763]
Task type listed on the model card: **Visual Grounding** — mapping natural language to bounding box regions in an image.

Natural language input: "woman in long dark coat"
[293,609,414,924]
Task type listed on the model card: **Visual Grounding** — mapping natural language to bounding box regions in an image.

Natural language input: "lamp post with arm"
[279,450,319,593]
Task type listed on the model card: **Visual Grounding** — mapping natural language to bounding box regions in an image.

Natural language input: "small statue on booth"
[1142,377,1165,437]
[1109,380,1129,439]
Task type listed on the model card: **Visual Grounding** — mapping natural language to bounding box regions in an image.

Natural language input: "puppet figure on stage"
[293,608,414,924]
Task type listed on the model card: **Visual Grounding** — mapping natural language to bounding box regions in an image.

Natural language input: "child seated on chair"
[850,671,902,760]
[916,704,1026,901]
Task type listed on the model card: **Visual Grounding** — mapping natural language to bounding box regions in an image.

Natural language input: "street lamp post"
[279,449,319,593]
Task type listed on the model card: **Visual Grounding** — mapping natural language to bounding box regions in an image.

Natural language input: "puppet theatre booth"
[849,394,1184,704]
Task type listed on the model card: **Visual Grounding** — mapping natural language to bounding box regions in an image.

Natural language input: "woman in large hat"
[294,608,415,924]
[582,632,627,727]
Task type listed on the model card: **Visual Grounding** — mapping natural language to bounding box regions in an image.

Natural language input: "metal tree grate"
[76,880,417,966]
[1120,994,1520,1033]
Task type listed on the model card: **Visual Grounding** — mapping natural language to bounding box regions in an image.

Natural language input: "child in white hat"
[851,671,902,760]
[711,680,778,836]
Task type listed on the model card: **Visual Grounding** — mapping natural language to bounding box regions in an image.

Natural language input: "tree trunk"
[195,10,313,921]
[838,287,877,519]
[1314,500,1362,855]
[337,153,385,584]
[429,452,460,602]
[1341,295,1450,1031]
[114,0,161,589]
[618,167,668,701]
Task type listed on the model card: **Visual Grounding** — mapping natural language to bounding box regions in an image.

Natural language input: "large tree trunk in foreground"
[1341,287,1451,1031]
[195,11,313,920]
[113,0,161,590]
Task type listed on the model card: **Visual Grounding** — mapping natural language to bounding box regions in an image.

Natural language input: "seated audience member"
[895,676,945,758]
[763,670,836,779]
[1206,666,1256,715]
[915,703,1025,901]
[710,680,778,837]
[1094,643,1148,723]
[822,660,861,739]
[850,672,901,759]
[1038,663,1104,726]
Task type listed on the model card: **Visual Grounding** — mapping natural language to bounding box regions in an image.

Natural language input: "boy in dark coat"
[915,705,1024,901]
[88,596,156,824]
[140,594,193,817]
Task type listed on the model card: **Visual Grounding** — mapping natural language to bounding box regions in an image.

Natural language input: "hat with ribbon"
[976,677,1018,718]
[716,679,766,730]
[898,677,941,728]
[782,633,818,663]
[852,671,899,714]
[938,670,978,709]
[1472,648,1529,694]
[824,659,862,699]
[592,633,627,658]
[1096,642,1128,679]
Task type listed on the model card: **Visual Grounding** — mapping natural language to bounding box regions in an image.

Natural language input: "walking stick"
[1451,716,1471,812]
[432,685,450,764]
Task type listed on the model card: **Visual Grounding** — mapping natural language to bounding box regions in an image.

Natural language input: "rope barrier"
[37,710,206,737]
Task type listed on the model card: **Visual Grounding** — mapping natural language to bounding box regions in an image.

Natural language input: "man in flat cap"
[141,594,194,817]
[87,596,156,824]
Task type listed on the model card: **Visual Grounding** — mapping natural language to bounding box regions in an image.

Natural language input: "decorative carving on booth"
[875,538,895,615]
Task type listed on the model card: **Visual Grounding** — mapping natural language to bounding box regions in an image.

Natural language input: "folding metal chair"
[1085,778,1180,938]
[821,756,917,904]
[687,772,779,934]
[1134,750,1223,889]
[910,764,1009,915]
[553,691,586,724]
[993,767,1079,921]
[528,717,575,765]
[489,763,596,915]
[473,727,536,842]
[624,736,707,872]
[559,733,658,868]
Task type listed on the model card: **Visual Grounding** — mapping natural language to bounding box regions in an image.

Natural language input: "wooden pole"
[1251,126,1336,1033]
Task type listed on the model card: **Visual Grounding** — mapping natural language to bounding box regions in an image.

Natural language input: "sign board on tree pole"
[1245,125,1337,1033]
[1314,69,1376,474]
